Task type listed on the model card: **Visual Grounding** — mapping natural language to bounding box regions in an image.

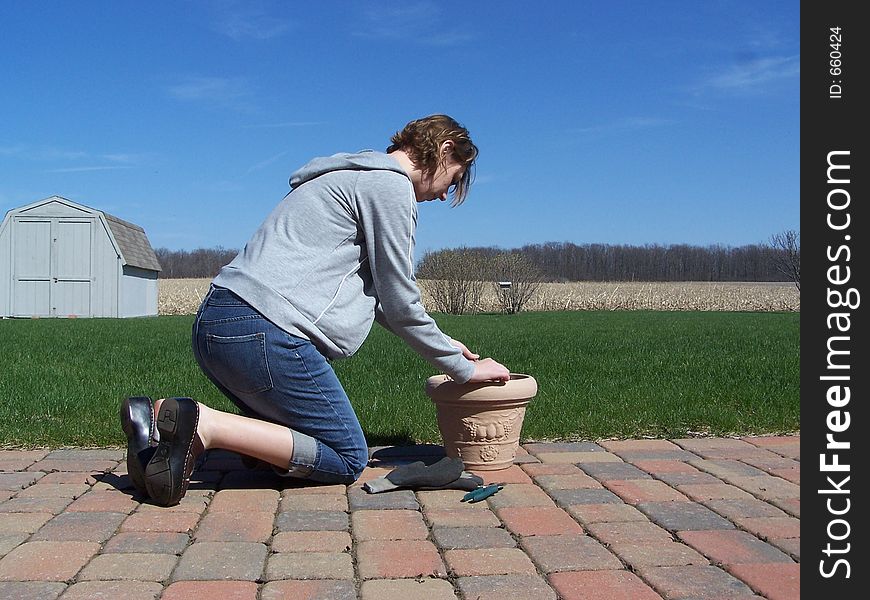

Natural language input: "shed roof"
[103,212,162,272]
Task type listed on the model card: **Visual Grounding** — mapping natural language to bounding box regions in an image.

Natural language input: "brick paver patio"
[0,435,799,599]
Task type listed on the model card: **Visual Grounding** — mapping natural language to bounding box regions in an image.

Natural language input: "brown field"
[159,278,799,315]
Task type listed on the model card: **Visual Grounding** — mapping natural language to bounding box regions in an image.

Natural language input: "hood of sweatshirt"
[289,150,410,190]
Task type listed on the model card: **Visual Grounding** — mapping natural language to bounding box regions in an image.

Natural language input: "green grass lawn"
[0,311,799,447]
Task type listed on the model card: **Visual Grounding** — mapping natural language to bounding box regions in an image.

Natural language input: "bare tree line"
[419,239,799,284]
[154,247,239,279]
[155,233,800,287]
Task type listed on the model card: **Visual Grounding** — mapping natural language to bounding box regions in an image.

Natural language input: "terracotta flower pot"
[425,373,538,471]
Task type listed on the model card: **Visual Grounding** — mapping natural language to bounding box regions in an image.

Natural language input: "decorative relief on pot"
[460,409,521,442]
[479,445,499,462]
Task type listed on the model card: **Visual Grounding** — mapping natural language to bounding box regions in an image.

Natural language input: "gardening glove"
[363,456,482,493]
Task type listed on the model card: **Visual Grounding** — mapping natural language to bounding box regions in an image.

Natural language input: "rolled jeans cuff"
[278,430,318,478]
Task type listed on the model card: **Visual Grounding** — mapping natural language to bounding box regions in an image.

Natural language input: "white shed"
[0,196,162,318]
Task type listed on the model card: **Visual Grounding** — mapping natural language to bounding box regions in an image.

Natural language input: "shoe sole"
[120,396,154,497]
[145,397,199,506]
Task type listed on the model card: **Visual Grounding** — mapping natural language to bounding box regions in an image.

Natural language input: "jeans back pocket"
[205,332,274,394]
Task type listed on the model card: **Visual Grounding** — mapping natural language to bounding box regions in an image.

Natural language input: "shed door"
[12,218,93,317]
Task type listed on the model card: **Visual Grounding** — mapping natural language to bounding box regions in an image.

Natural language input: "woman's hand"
[467,357,511,383]
[450,338,480,361]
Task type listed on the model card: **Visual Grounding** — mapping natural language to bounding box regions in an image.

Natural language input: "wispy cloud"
[208,0,292,40]
[245,121,325,129]
[167,75,256,112]
[1,145,148,172]
[44,165,134,174]
[245,150,288,175]
[699,55,800,93]
[354,1,474,46]
[572,116,673,136]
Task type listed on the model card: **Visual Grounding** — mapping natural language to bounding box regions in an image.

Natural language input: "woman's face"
[416,154,465,203]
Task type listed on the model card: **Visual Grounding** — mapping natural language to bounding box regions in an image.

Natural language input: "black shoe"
[144,397,202,507]
[119,396,156,497]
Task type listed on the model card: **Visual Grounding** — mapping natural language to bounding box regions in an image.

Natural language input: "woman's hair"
[387,114,478,205]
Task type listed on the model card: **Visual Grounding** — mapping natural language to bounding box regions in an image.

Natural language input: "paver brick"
[271,530,352,553]
[274,510,348,532]
[0,472,44,490]
[65,490,139,513]
[431,525,516,550]
[261,579,356,600]
[600,439,683,453]
[537,452,621,464]
[60,580,163,599]
[770,497,800,518]
[769,537,800,561]
[416,489,472,510]
[548,487,623,506]
[173,542,267,581]
[457,574,557,600]
[134,491,210,513]
[726,476,800,501]
[265,552,354,580]
[770,467,800,484]
[17,484,89,500]
[357,539,445,579]
[704,497,788,520]
[603,479,690,504]
[520,534,622,573]
[638,501,736,532]
[496,506,584,536]
[727,562,800,600]
[688,458,767,480]
[0,498,72,515]
[102,532,191,555]
[676,482,755,501]
[470,465,534,484]
[352,509,428,541]
[732,516,800,540]
[282,483,349,496]
[31,511,126,542]
[0,512,53,534]
[0,581,68,599]
[652,470,722,486]
[564,502,648,525]
[120,510,202,533]
[677,530,793,565]
[162,580,259,600]
[486,484,555,509]
[533,473,603,491]
[548,570,663,600]
[585,521,673,546]
[77,552,178,581]
[637,564,756,599]
[26,459,119,473]
[194,510,274,542]
[521,463,586,476]
[280,492,348,512]
[524,442,606,454]
[360,577,457,600]
[209,489,280,513]
[444,547,537,576]
[629,459,700,475]
[578,462,652,481]
[608,540,708,568]
[423,507,502,528]
[0,534,28,557]
[0,540,100,581]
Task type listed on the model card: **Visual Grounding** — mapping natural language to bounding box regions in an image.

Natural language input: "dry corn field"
[159,278,799,315]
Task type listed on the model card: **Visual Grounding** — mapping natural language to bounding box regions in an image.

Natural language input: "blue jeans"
[191,285,368,483]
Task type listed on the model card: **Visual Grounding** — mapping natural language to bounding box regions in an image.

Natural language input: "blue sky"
[1,1,799,260]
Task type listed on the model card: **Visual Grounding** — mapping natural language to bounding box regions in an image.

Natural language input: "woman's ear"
[440,140,454,156]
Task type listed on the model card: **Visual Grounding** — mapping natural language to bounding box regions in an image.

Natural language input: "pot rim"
[425,373,538,405]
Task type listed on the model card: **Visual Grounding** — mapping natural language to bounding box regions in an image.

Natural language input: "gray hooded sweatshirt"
[213,150,475,383]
